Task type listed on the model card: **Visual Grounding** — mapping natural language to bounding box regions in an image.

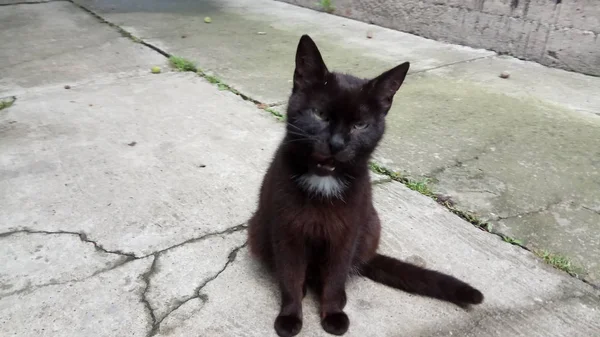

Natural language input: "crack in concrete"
[458,189,500,196]
[0,229,137,257]
[0,223,247,297]
[0,255,133,300]
[0,0,65,6]
[428,150,484,178]
[409,54,496,75]
[141,255,159,335]
[582,206,600,216]
[0,223,247,260]
[1,225,248,332]
[139,224,248,259]
[146,241,247,337]
[492,199,563,221]
[427,137,510,179]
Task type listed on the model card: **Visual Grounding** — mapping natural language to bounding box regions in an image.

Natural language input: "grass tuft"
[405,178,434,197]
[502,236,524,246]
[0,97,16,110]
[169,56,197,72]
[317,0,335,13]
[368,162,406,182]
[264,107,285,121]
[535,250,579,276]
[368,162,433,196]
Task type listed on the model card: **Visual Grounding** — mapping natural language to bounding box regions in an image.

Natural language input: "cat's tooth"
[317,163,322,168]
[327,166,335,171]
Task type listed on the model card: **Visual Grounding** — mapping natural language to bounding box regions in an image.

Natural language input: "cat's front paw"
[321,312,349,335]
[274,315,302,337]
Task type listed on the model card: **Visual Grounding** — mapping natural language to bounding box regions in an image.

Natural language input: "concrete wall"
[277,0,600,76]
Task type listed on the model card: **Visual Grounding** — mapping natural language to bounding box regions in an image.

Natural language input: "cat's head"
[285,35,409,178]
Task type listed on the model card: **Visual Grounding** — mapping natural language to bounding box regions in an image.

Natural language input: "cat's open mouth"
[313,157,336,175]
[316,162,335,171]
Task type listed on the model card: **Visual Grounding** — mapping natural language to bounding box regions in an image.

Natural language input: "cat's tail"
[360,254,484,307]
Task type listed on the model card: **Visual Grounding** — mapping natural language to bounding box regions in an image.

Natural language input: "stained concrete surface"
[153,183,600,337]
[0,72,283,255]
[73,0,494,104]
[278,0,600,77]
[1,1,600,336]
[0,231,128,297]
[0,1,167,96]
[68,0,600,284]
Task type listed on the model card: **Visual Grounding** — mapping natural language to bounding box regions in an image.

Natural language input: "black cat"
[248,35,483,337]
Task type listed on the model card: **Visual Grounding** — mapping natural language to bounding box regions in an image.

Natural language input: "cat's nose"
[329,134,345,154]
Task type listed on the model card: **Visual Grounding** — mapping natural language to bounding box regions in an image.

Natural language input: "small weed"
[201,73,237,93]
[405,178,434,197]
[0,97,16,110]
[368,162,433,196]
[317,0,335,13]
[368,162,406,183]
[169,56,197,72]
[535,250,578,276]
[502,236,524,246]
[168,56,242,94]
[264,107,285,121]
[204,73,220,84]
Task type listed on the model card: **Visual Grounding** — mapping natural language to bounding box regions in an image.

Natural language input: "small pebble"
[64,85,71,89]
[151,66,161,74]
[499,71,510,79]
[181,35,187,39]
[257,31,267,35]
[204,17,212,23]
[366,30,373,39]
[127,141,137,147]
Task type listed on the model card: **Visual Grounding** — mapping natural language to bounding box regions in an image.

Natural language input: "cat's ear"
[367,62,410,113]
[293,35,328,92]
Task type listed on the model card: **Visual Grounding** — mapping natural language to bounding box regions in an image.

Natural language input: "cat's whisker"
[286,134,313,140]
[286,122,307,133]
[283,139,313,145]
[286,132,317,141]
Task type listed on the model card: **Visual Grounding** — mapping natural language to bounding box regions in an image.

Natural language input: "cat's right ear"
[293,35,328,92]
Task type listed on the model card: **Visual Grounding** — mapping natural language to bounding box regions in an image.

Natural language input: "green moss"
[169,56,197,72]
[317,0,335,13]
[0,97,16,110]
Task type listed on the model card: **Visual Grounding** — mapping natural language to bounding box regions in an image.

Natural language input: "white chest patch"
[297,174,346,199]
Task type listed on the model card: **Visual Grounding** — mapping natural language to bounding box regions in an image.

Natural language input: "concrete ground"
[54,0,600,285]
[0,1,599,337]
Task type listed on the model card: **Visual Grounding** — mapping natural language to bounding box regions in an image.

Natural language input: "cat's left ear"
[367,62,410,113]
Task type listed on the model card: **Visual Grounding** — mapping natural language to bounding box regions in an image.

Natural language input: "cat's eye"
[312,109,328,122]
[353,122,369,130]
